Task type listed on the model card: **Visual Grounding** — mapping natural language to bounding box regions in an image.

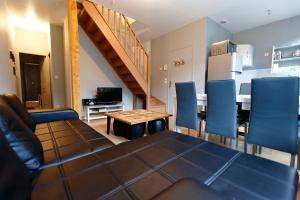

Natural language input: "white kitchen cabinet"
[237,44,254,67]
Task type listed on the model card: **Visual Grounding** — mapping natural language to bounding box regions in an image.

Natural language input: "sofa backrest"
[0,94,36,131]
[0,98,44,174]
[0,131,31,199]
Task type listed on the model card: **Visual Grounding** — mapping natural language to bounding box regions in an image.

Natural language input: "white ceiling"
[6,0,67,25]
[93,0,300,41]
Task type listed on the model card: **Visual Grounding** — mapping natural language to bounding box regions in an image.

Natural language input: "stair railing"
[90,1,150,82]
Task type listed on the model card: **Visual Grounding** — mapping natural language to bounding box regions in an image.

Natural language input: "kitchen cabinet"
[237,44,254,67]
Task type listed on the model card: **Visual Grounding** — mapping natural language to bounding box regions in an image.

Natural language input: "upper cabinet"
[237,44,254,67]
[272,44,300,73]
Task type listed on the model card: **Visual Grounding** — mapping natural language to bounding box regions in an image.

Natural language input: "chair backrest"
[175,82,197,130]
[248,77,299,155]
[205,80,237,138]
[239,83,251,95]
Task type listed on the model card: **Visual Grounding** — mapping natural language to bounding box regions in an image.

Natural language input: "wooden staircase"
[77,0,158,108]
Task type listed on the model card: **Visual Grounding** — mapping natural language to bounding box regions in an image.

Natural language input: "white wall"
[233,15,300,82]
[151,17,233,108]
[79,27,133,118]
[233,15,300,70]
[50,24,66,108]
[0,1,16,94]
[9,26,51,103]
[63,17,72,108]
[151,18,207,105]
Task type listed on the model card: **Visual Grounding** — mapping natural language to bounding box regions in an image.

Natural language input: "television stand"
[83,103,124,122]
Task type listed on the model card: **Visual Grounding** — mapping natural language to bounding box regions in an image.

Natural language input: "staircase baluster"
[134,34,137,65]
[114,11,116,34]
[124,19,127,52]
[118,13,121,40]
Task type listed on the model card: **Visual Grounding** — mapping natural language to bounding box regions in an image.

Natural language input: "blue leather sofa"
[0,94,298,199]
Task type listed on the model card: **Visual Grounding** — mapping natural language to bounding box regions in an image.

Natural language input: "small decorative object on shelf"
[293,49,300,57]
[274,50,282,60]
[272,44,300,73]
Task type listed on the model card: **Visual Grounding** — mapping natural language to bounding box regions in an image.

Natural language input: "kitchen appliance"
[207,53,243,93]
[211,40,237,56]
[237,44,254,67]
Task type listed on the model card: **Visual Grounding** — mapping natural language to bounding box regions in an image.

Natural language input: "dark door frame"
[19,53,45,104]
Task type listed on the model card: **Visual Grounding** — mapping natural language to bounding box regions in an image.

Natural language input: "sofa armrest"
[29,108,79,124]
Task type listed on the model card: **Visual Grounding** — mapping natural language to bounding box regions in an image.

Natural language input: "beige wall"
[50,24,66,108]
[78,27,133,118]
[0,1,16,94]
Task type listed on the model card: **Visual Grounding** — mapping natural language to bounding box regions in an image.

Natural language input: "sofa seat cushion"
[0,132,31,199]
[152,178,230,200]
[0,94,36,131]
[35,120,114,168]
[31,131,298,200]
[0,99,43,174]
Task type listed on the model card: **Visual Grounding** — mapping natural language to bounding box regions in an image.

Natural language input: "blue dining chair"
[175,82,203,135]
[247,77,299,167]
[205,80,237,145]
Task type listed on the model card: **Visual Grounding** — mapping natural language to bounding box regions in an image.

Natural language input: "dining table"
[196,94,300,114]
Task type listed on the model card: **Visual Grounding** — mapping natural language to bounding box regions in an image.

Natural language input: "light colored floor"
[85,117,300,199]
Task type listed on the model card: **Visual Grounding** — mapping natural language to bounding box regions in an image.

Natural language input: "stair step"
[121,75,135,82]
[132,89,144,95]
[127,82,140,89]
[93,31,104,43]
[118,67,130,75]
[79,0,149,98]
[78,10,90,24]
[111,58,124,67]
[106,50,118,59]
[86,19,97,33]
[101,41,112,51]
[77,2,83,10]
[149,96,166,112]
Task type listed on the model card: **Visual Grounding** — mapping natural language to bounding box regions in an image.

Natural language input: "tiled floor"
[86,117,300,199]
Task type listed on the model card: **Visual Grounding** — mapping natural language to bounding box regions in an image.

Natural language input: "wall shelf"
[83,103,124,122]
[273,57,300,63]
[271,44,300,73]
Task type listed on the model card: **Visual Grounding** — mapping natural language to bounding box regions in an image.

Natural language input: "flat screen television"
[97,87,122,103]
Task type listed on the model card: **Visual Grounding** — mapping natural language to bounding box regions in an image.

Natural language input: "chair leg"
[252,144,257,155]
[290,154,296,168]
[224,137,227,145]
[198,120,202,138]
[188,129,190,136]
[235,130,239,148]
[297,139,300,170]
[258,146,262,154]
[244,123,248,153]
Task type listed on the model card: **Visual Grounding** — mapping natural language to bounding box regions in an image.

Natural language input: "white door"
[167,46,194,115]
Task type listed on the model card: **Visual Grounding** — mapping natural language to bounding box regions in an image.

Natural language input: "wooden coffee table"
[104,109,172,135]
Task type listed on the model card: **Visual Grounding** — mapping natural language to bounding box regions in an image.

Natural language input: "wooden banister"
[89,0,150,83]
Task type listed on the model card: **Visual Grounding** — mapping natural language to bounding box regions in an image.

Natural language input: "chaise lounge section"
[0,94,299,200]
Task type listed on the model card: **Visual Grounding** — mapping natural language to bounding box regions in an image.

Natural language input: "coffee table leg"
[165,117,169,130]
[107,116,111,135]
